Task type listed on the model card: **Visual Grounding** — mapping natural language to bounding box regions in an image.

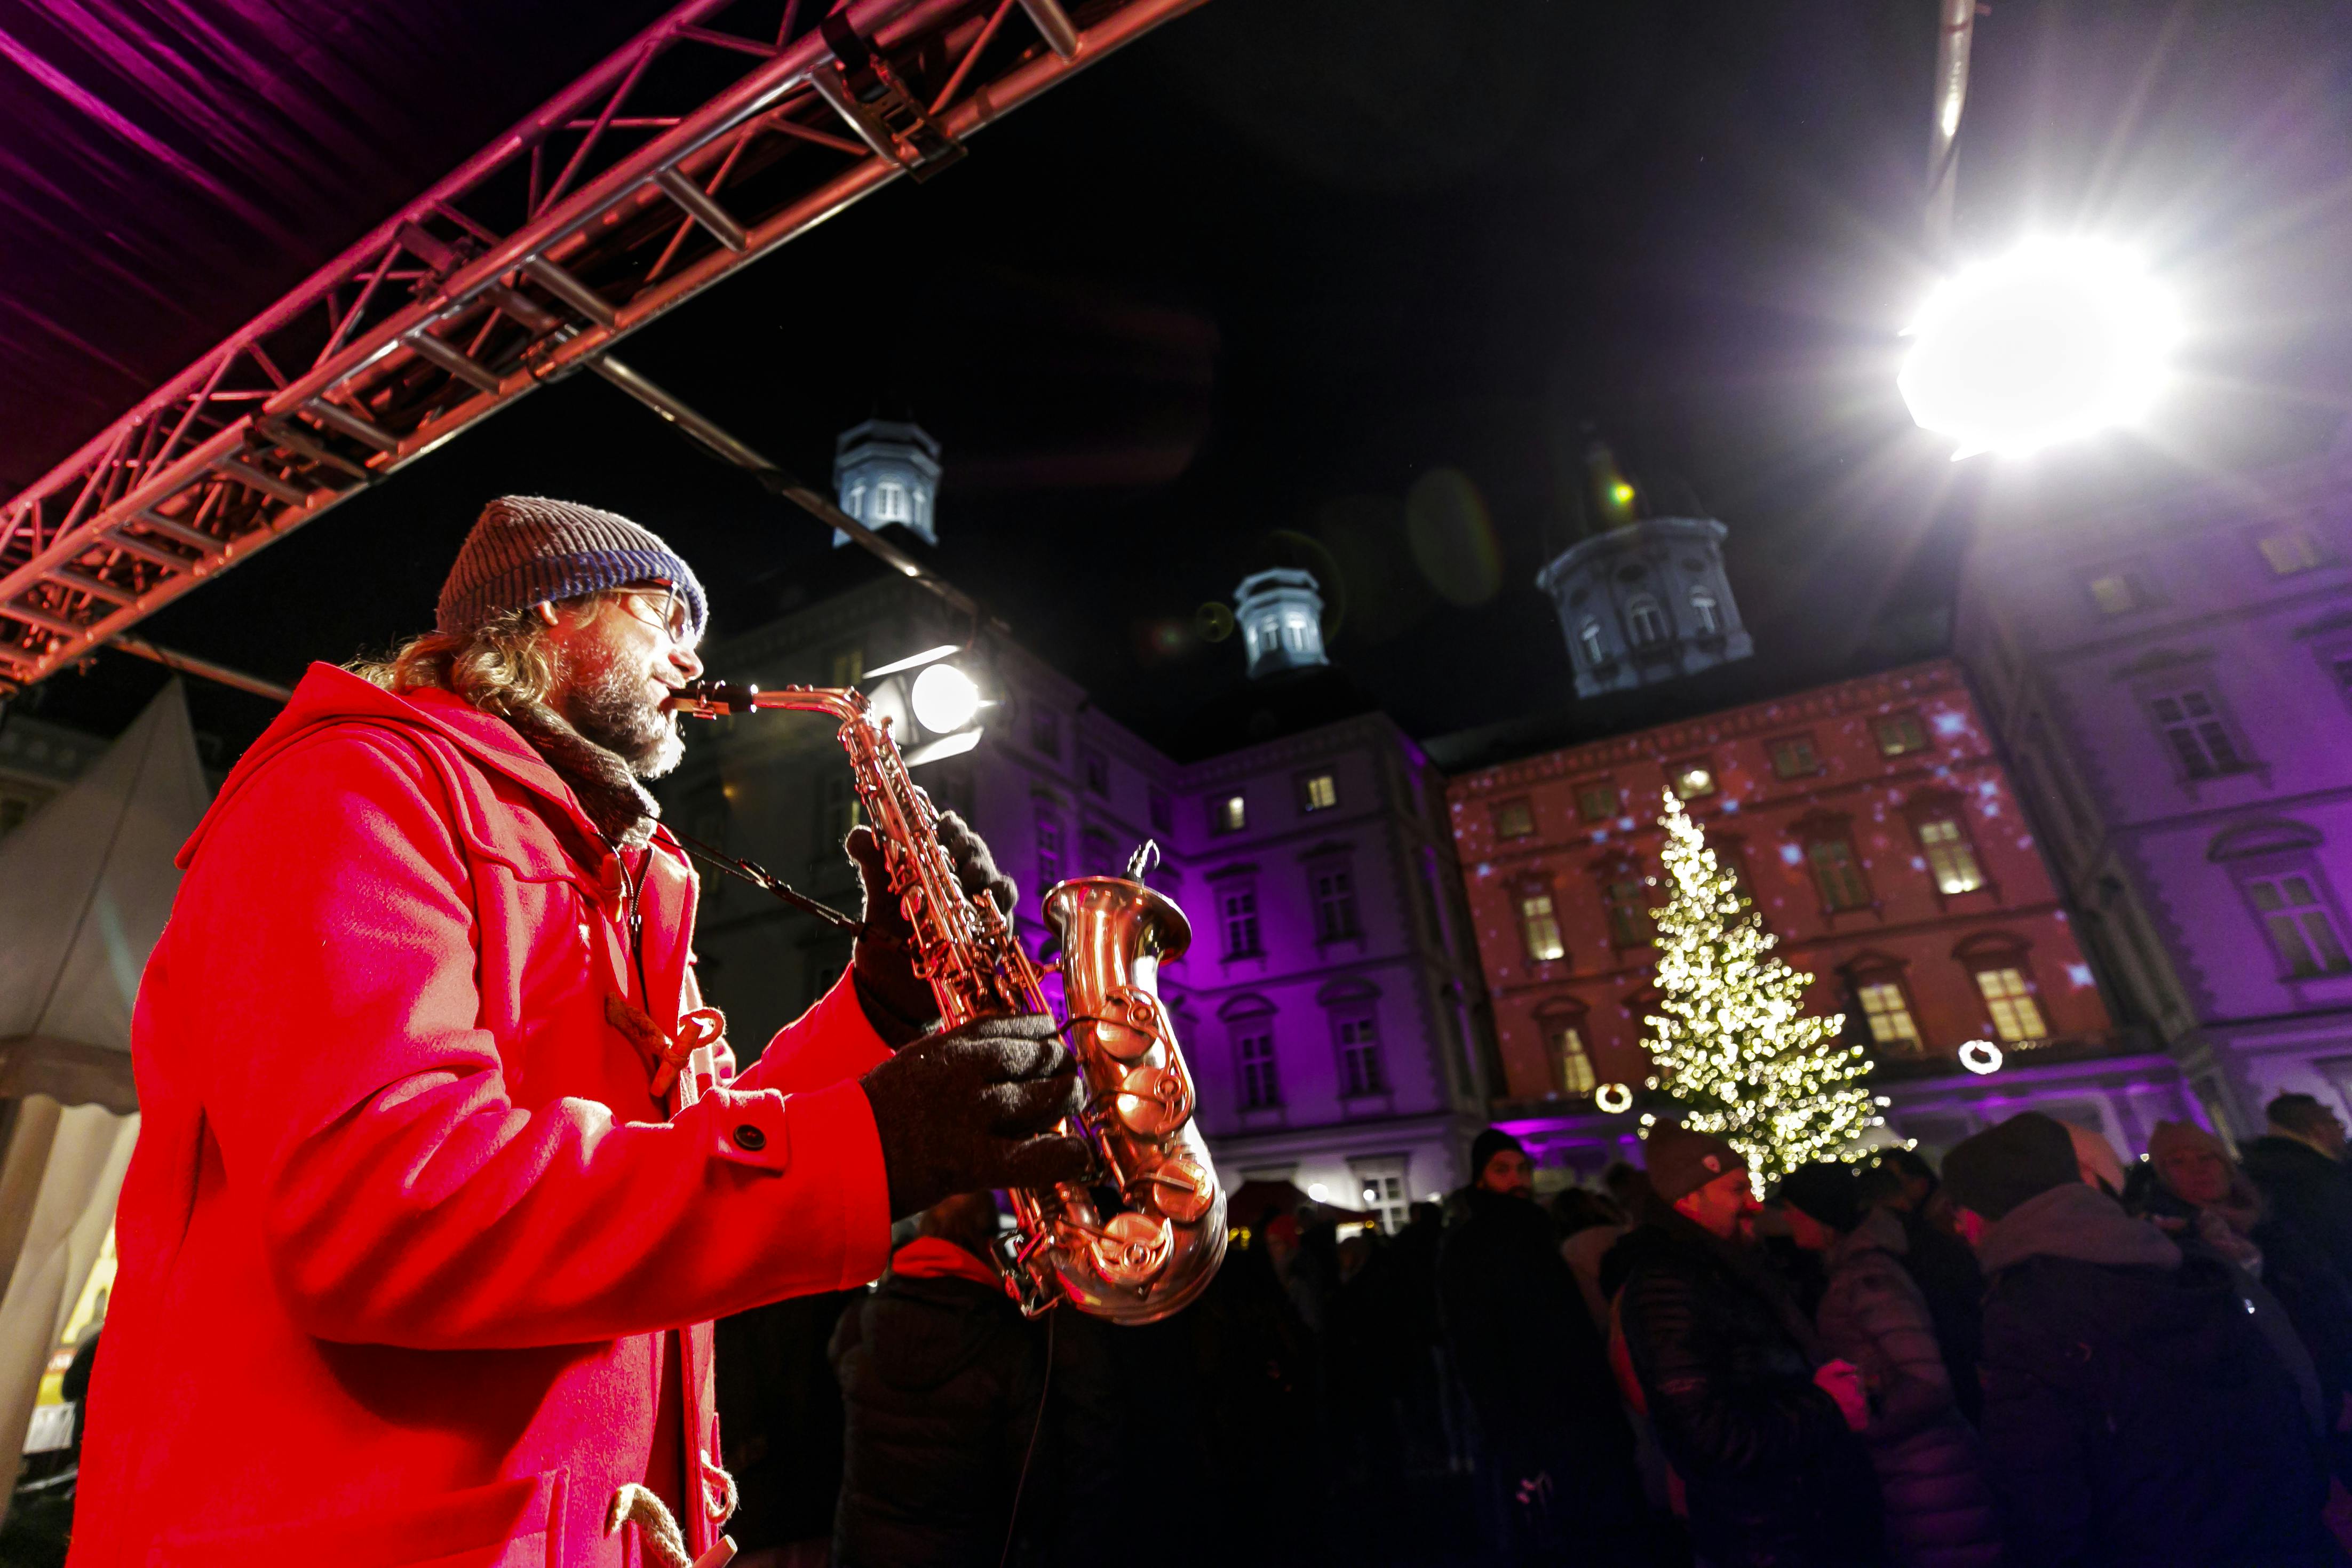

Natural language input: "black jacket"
[1894,1204,1988,1426]
[1974,1183,2339,1568]
[1438,1186,1626,1456]
[2244,1136,2352,1289]
[1612,1214,1886,1568]
[830,1266,1049,1568]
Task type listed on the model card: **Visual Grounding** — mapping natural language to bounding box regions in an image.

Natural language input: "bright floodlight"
[1898,240,2178,458]
[910,662,981,733]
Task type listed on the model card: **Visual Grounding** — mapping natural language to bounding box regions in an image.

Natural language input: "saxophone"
[673,680,1227,1324]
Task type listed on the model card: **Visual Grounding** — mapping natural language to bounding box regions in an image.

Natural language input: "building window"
[872,480,910,522]
[1083,828,1119,876]
[1493,799,1536,839]
[1211,792,1247,834]
[1855,981,1922,1054]
[1689,587,1721,635]
[1579,619,1608,665]
[1876,712,1929,757]
[1603,874,1649,948]
[1973,966,2048,1043]
[2246,874,2352,978]
[1544,1016,1597,1096]
[1300,772,1339,812]
[1627,595,1668,647]
[1806,834,1873,911]
[1313,866,1361,941]
[1916,815,1986,895]
[1352,1158,1410,1234]
[843,482,866,520]
[2087,570,2159,616]
[1769,734,1821,779]
[1671,760,1716,799]
[1221,887,1262,957]
[2148,686,2249,779]
[1576,780,1617,823]
[1237,1029,1281,1110]
[1147,787,1172,834]
[1083,750,1110,796]
[1031,710,1061,758]
[1336,1014,1386,1097]
[1519,888,1566,962]
[2258,527,2330,576]
[1034,811,1064,892]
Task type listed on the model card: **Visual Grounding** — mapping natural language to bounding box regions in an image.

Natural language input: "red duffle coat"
[69,664,895,1567]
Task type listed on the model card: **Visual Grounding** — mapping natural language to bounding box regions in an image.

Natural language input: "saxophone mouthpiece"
[669,680,760,718]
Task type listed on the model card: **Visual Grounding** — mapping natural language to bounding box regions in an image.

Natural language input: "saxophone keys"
[1135,1152,1216,1224]
[1085,985,1165,1062]
[1112,1063,1193,1139]
[1088,1212,1173,1290]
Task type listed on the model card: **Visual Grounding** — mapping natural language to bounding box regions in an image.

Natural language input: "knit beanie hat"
[1941,1112,2080,1221]
[437,496,707,639]
[1469,1127,1527,1181]
[1777,1160,1866,1232]
[1644,1124,1746,1204]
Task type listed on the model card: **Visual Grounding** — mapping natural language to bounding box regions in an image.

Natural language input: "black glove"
[847,808,1018,1046]
[858,1013,1091,1220]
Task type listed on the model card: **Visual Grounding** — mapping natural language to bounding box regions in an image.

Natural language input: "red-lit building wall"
[1446,661,2119,1115]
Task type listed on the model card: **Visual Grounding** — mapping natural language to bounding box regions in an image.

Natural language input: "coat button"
[732,1124,767,1152]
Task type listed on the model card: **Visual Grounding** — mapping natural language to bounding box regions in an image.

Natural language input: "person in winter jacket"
[1439,1128,1647,1564]
[1778,1161,2003,1568]
[70,499,1087,1568]
[831,1192,1053,1567]
[1861,1151,1988,1425]
[1608,1126,1886,1568]
[2244,1093,2352,1293]
[1943,1112,2339,1568]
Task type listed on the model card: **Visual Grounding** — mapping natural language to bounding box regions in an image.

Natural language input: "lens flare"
[1898,240,2178,458]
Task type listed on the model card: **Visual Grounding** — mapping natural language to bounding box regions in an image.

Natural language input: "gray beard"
[561,659,685,779]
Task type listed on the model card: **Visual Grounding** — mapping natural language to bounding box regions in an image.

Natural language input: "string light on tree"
[1641,787,1880,1189]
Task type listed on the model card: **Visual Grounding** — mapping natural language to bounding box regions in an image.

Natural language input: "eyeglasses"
[605,584,694,646]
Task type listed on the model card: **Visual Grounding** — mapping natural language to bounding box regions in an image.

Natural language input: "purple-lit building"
[1956,431,2352,1137]
[663,427,1496,1228]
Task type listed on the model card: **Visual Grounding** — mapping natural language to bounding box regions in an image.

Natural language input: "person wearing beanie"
[2242,1092,2352,1302]
[1439,1129,1647,1562]
[1943,1113,2338,1567]
[1607,1126,1887,1568]
[1779,1163,2003,1568]
[74,498,1086,1568]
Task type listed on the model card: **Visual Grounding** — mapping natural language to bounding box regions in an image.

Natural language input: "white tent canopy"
[0,682,209,1480]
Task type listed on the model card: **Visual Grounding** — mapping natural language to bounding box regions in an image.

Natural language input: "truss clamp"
[812,14,967,181]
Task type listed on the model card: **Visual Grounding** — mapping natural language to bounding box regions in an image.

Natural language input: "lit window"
[1917,817,1985,895]
[1547,1022,1597,1095]
[2088,572,2156,616]
[1493,799,1536,839]
[1337,1015,1386,1097]
[1627,596,1668,647]
[872,481,910,523]
[1237,1030,1280,1110]
[1355,1162,1409,1234]
[1603,877,1648,948]
[1221,888,1261,957]
[829,647,864,688]
[1876,713,1929,757]
[1034,813,1063,892]
[1314,867,1360,941]
[2259,528,2329,576]
[1770,736,1821,778]
[1084,751,1109,796]
[2149,687,2247,779]
[1580,619,1608,665]
[1520,892,1566,962]
[1212,793,1246,834]
[1673,763,1715,799]
[1974,966,2046,1043]
[1301,773,1339,812]
[844,482,866,519]
[1807,837,1873,911]
[1031,711,1061,758]
[1856,982,1921,1053]
[1689,587,1721,636]
[1577,782,1617,823]
[2246,875,2352,978]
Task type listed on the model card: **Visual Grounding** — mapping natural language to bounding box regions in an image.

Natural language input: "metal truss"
[0,0,1202,693]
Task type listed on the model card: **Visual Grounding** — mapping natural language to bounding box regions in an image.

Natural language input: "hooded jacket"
[69,665,894,1568]
[1815,1208,2002,1568]
[1974,1182,2337,1568]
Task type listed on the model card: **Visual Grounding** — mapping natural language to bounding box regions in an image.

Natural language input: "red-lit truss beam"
[0,0,1202,693]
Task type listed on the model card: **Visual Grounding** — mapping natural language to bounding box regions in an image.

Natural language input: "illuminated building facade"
[1445,659,2196,1171]
[1956,434,2352,1137]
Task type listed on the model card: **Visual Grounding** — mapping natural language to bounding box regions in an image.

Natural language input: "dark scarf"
[493,696,660,850]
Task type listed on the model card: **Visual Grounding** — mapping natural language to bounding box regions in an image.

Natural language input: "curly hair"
[347,603,561,718]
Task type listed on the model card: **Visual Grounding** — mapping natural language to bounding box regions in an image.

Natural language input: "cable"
[998,1308,1056,1568]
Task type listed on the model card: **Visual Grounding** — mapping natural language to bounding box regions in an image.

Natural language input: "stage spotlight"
[1898,240,2178,458]
[910,662,981,733]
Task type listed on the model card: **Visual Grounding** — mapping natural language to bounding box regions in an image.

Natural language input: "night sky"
[14,0,2352,765]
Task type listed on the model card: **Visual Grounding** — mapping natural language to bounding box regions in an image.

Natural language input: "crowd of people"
[719,1092,2352,1567]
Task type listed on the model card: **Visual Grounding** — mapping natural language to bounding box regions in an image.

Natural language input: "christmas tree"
[1641,787,1879,1188]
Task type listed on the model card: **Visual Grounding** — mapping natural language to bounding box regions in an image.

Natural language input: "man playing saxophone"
[69,497,1087,1568]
